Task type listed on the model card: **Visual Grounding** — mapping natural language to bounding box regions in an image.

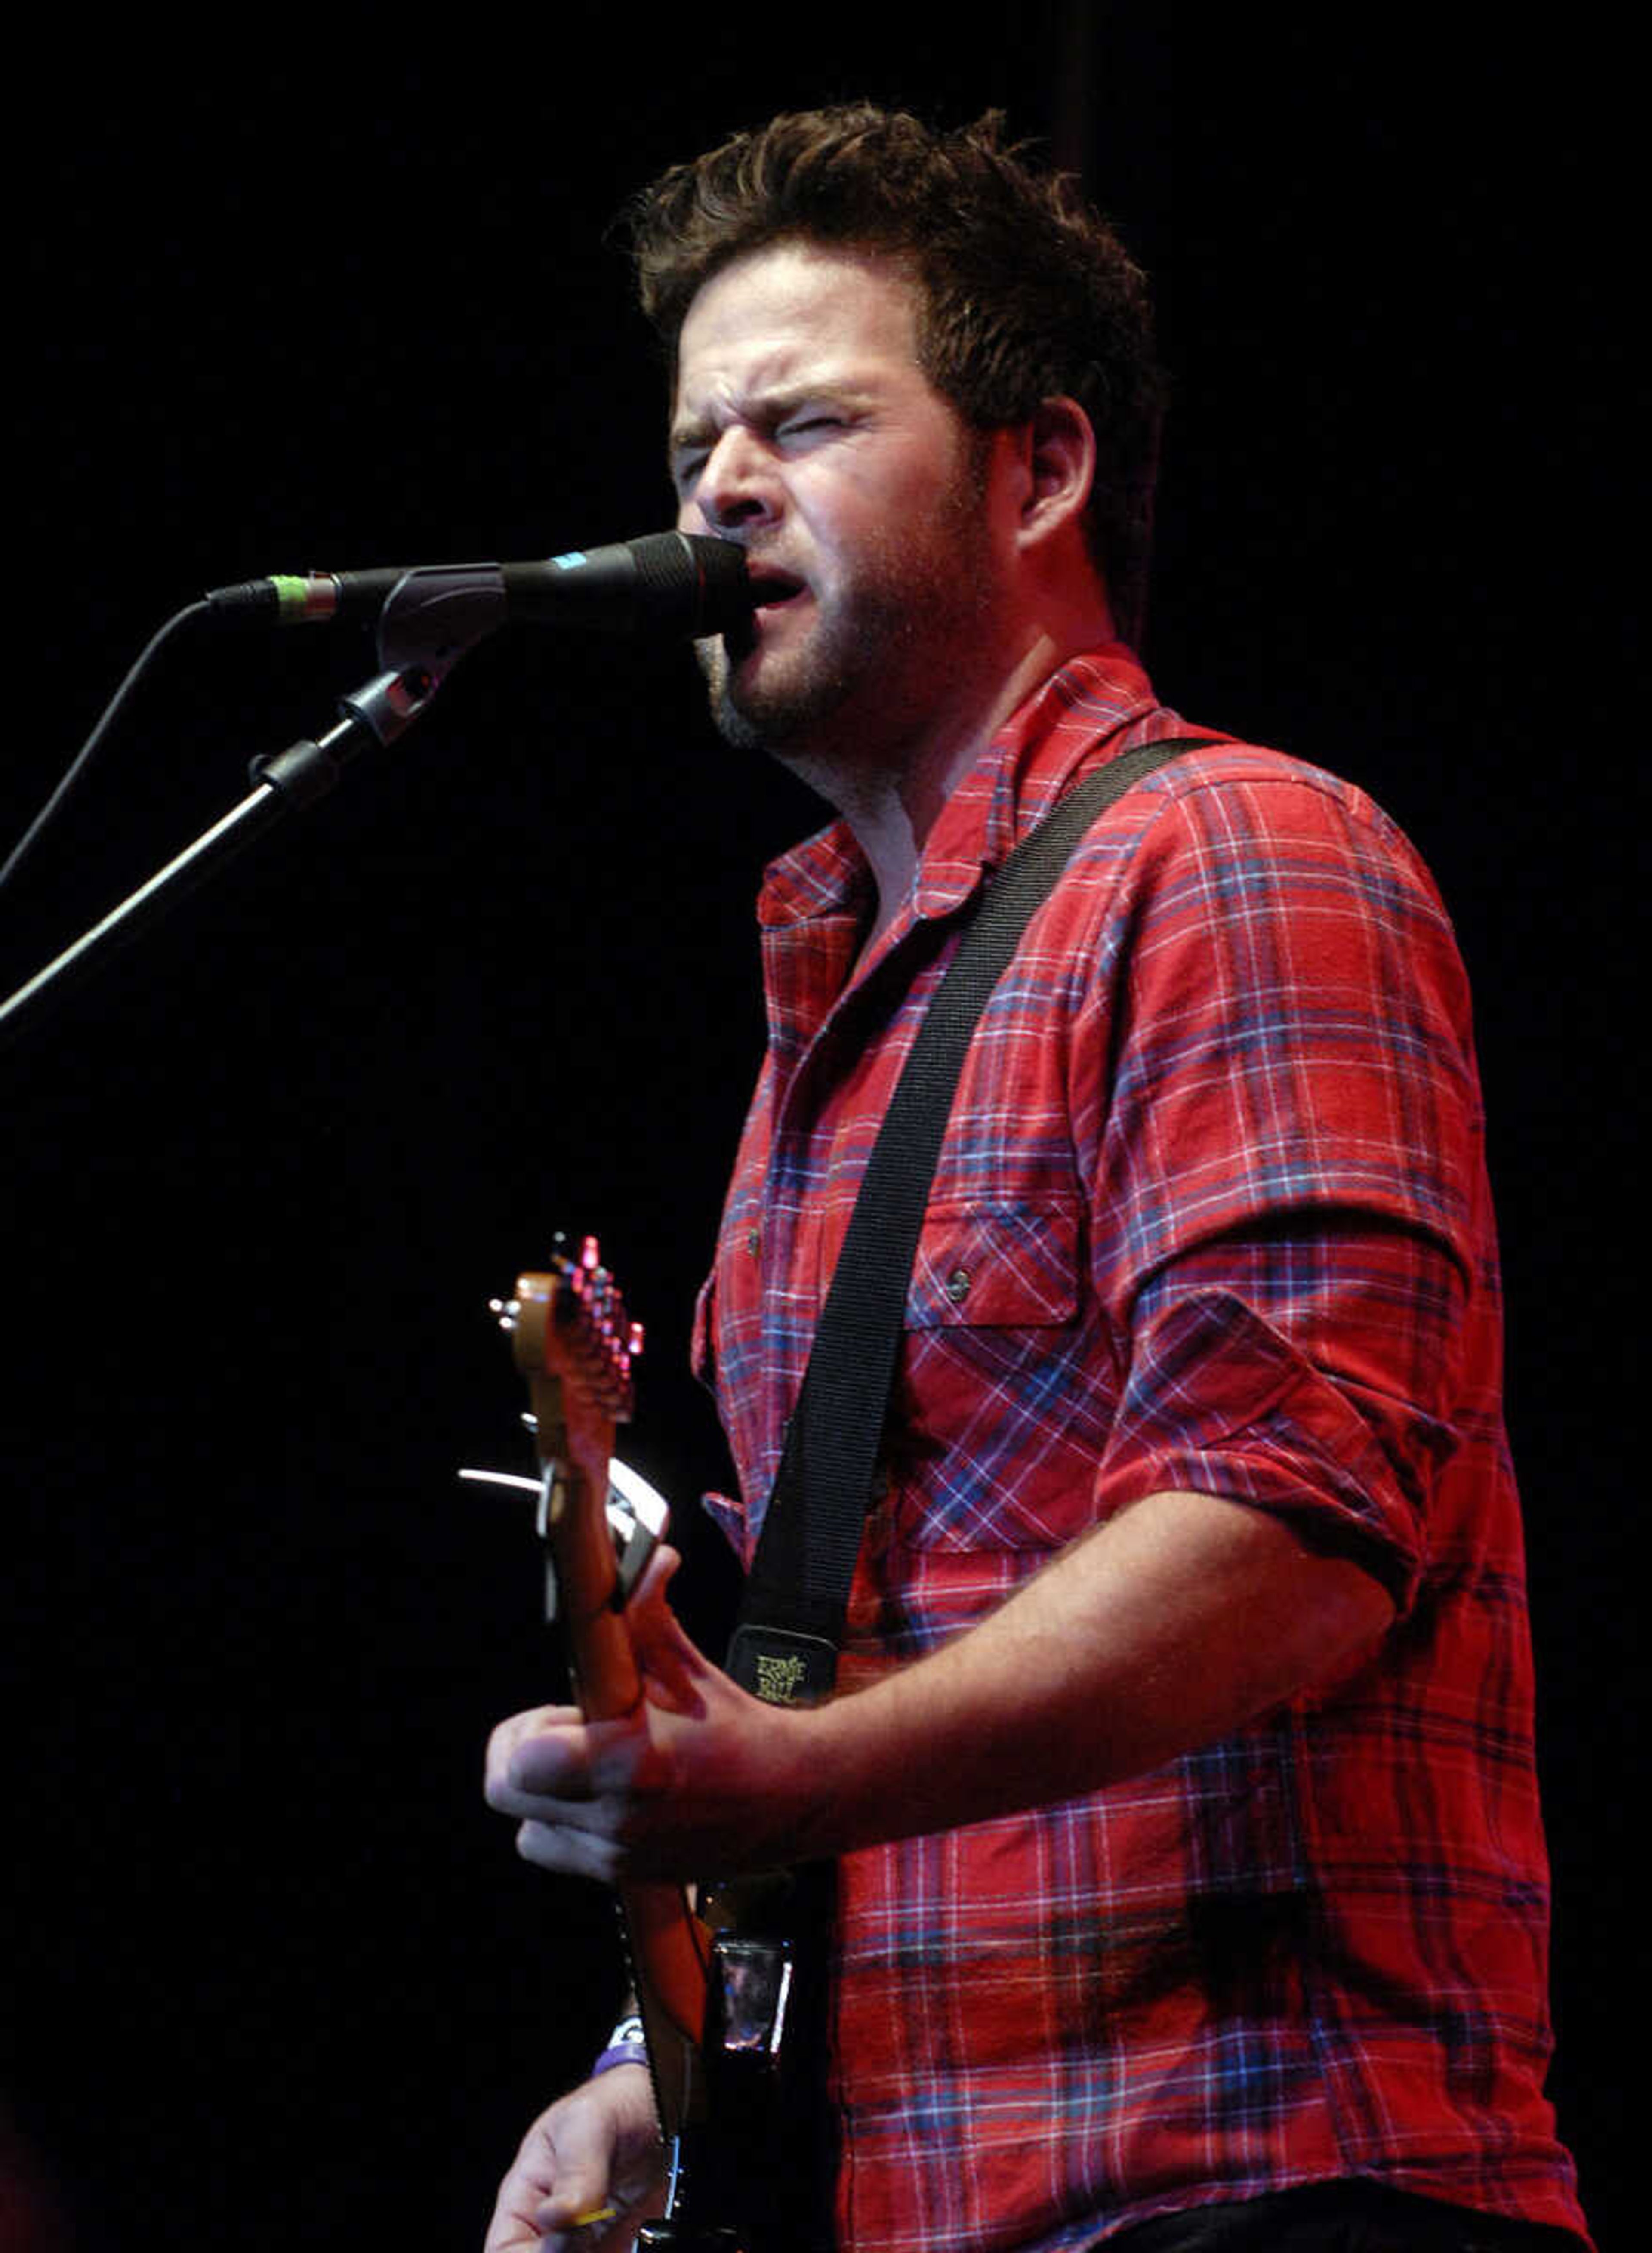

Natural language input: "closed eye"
[669,401,858,495]
[670,431,714,490]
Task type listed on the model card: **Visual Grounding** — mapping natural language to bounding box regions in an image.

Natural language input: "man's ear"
[1014,395,1097,552]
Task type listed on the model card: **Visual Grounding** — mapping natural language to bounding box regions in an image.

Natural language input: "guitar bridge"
[707,1933,794,2071]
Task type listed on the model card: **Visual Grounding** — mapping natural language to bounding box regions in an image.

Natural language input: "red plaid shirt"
[693,648,1590,2251]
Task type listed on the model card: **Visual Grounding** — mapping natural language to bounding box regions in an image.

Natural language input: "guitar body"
[637,1919,832,2252]
[695,1870,837,2253]
[497,1239,833,2253]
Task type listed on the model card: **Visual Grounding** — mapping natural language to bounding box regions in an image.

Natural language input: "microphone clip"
[375,563,506,678]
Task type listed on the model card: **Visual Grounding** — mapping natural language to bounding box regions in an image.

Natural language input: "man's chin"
[710,685,771,756]
[694,631,768,753]
[695,631,811,755]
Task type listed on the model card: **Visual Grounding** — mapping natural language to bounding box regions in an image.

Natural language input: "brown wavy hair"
[623,103,1165,645]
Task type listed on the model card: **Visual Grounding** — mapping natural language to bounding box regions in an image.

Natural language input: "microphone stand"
[0,567,504,1056]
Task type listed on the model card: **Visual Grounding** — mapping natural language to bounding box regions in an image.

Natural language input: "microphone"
[204,531,753,640]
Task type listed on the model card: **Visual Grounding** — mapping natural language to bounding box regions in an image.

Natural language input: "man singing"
[483,105,1592,2253]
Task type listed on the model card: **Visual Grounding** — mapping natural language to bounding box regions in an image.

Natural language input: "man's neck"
[808,623,1097,950]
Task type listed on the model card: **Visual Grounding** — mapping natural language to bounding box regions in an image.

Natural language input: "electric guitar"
[489,1236,823,2253]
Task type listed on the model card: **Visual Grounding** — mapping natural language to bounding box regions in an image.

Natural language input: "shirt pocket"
[904,1197,1083,1331]
[888,1194,1106,1556]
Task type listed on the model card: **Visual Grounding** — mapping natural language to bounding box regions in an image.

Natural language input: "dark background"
[3,14,1632,2249]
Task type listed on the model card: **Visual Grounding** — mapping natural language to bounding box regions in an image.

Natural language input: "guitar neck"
[505,1247,711,2142]
[555,1455,710,2139]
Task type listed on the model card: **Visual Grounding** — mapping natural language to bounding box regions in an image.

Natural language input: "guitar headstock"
[493,1233,644,1466]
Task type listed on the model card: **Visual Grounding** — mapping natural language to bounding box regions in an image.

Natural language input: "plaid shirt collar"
[754,642,1160,935]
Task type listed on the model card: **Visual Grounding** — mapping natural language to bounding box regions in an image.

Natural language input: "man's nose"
[694,429,781,533]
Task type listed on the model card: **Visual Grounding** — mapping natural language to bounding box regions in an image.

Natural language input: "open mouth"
[748,569,807,610]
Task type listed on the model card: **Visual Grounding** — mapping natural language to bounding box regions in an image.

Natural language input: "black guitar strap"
[727,734,1218,1708]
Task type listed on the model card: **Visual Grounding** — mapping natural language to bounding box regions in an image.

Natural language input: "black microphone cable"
[0,597,209,898]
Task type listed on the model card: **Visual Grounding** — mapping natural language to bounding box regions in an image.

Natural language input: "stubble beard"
[693,570,916,765]
[693,443,998,787]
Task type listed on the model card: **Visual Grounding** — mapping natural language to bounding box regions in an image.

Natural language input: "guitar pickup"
[458,1458,671,1614]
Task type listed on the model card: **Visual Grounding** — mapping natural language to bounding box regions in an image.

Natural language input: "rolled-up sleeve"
[1082,764,1491,1610]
